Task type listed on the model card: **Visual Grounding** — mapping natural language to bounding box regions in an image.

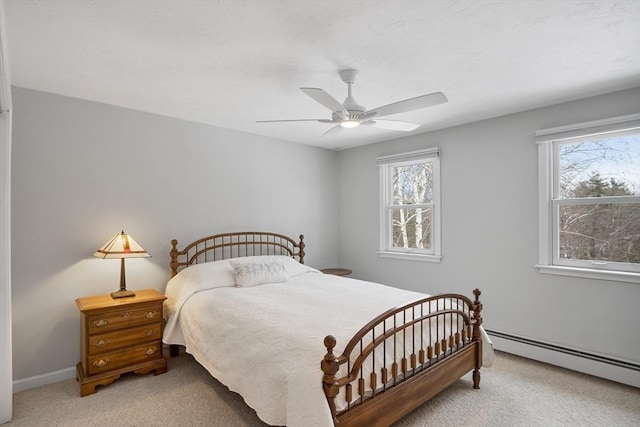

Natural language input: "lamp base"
[111,289,136,299]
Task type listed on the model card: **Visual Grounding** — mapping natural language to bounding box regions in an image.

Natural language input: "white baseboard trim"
[12,366,76,394]
[487,330,640,388]
[13,345,173,394]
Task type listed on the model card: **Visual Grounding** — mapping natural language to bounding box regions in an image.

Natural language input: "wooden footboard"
[322,289,483,426]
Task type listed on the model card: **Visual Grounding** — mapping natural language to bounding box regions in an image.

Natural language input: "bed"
[163,231,493,427]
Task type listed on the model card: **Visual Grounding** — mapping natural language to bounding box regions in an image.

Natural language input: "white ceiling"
[4,0,640,150]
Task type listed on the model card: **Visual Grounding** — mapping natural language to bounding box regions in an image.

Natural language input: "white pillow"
[277,256,320,278]
[230,258,290,287]
[164,259,237,316]
[166,259,236,291]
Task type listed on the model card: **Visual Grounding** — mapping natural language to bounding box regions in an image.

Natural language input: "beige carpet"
[6,351,639,426]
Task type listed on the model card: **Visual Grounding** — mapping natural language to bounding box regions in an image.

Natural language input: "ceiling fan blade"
[367,92,447,117]
[301,87,349,116]
[361,119,421,131]
[256,119,327,123]
[321,125,343,137]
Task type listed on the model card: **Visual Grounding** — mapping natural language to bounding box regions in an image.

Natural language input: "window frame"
[536,113,640,283]
[377,148,442,262]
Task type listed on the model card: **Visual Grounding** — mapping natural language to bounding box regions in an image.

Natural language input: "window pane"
[558,202,640,263]
[558,132,640,199]
[392,163,433,205]
[391,208,432,249]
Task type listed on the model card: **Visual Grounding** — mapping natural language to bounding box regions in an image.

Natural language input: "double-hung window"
[536,114,640,282]
[378,148,441,262]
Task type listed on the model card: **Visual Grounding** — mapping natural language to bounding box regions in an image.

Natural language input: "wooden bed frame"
[168,231,483,427]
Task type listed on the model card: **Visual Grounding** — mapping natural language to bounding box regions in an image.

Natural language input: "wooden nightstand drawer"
[76,289,167,396]
[87,305,162,334]
[88,323,162,355]
[87,341,163,376]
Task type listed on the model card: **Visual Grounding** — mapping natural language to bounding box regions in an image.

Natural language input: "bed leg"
[170,344,180,357]
[473,368,481,389]
[472,288,483,390]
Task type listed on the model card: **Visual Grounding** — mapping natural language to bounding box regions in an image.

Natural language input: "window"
[536,114,640,282]
[378,148,441,262]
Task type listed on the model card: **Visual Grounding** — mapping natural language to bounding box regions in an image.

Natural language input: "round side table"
[320,268,352,276]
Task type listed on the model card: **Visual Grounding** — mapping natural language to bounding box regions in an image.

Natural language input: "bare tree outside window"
[391,163,433,250]
[557,133,640,264]
[379,149,441,261]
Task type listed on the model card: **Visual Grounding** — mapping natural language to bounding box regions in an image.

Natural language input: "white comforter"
[163,257,494,427]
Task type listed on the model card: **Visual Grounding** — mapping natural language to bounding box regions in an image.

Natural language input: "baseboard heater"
[485,329,640,372]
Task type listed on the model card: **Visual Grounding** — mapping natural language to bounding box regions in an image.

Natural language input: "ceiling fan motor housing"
[332,111,366,122]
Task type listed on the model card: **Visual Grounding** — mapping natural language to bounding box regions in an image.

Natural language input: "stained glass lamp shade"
[93,231,150,298]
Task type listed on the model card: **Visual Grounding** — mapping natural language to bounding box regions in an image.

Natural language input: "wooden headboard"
[170,231,305,277]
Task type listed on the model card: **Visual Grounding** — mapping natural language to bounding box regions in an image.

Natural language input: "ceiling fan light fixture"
[340,120,360,128]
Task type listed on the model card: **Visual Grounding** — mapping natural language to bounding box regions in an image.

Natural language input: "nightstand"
[75,289,167,396]
[320,268,352,276]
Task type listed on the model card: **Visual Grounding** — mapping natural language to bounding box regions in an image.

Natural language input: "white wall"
[0,1,13,420]
[11,87,338,383]
[337,88,640,375]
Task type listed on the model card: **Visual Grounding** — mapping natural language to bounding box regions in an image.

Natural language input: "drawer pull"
[144,311,158,319]
[93,339,109,347]
[122,311,133,318]
[93,358,109,368]
[93,319,109,328]
[145,329,155,337]
[146,346,158,355]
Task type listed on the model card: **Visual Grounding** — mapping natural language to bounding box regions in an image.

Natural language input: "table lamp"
[93,231,151,298]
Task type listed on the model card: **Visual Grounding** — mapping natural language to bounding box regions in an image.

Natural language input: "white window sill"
[378,251,442,263]
[536,264,640,284]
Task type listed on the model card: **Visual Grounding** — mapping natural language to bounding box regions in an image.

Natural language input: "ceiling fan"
[257,69,447,136]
